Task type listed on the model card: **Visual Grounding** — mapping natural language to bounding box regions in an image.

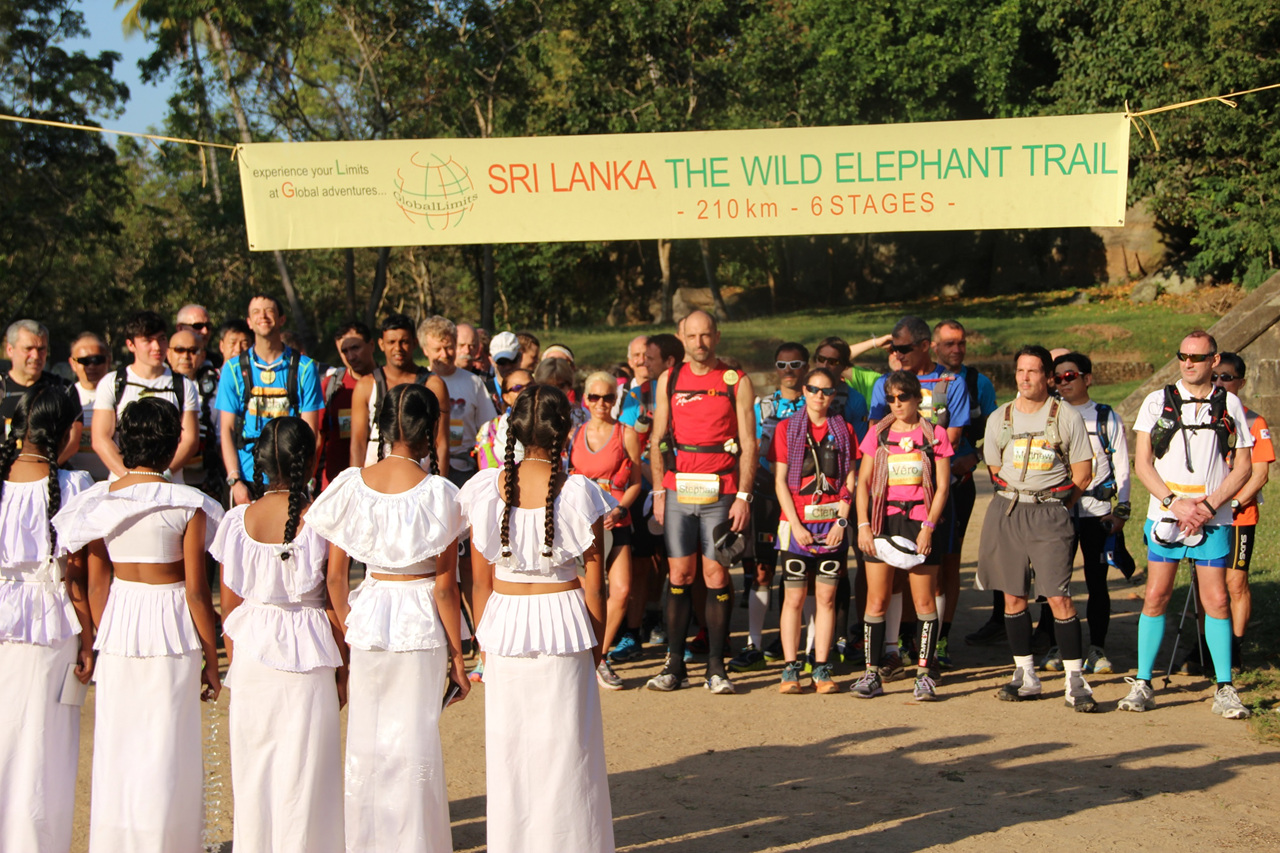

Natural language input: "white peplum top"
[0,469,94,645]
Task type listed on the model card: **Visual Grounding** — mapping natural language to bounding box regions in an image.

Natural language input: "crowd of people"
[0,299,1271,852]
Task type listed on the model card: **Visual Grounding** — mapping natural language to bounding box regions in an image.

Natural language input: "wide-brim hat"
[874,534,927,569]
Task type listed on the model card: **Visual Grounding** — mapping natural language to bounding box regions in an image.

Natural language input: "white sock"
[1013,654,1035,673]
[885,592,904,654]
[935,594,946,620]
[803,597,816,654]
[748,581,769,649]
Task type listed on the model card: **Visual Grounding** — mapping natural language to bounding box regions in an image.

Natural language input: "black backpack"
[113,365,186,415]
[1148,384,1237,472]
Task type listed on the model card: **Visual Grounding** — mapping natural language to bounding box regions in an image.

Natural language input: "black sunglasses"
[886,392,917,403]
[804,384,836,397]
[813,354,843,366]
[1176,351,1216,363]
[184,322,212,332]
[775,359,806,370]
[586,393,617,403]
[75,355,107,366]
[1053,371,1081,384]
[170,346,200,356]
[1213,373,1239,382]
[889,343,918,355]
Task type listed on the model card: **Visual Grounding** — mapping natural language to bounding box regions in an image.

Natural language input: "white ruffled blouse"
[52,480,225,556]
[0,470,94,645]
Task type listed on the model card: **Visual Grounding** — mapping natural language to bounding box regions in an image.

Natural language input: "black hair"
[501,385,572,558]
[334,320,373,342]
[376,383,441,475]
[884,369,924,400]
[118,396,181,470]
[775,341,810,362]
[645,332,684,367]
[0,387,79,552]
[802,366,839,387]
[1218,352,1245,377]
[892,315,932,344]
[379,313,416,337]
[1052,351,1093,375]
[1014,344,1053,375]
[814,336,851,366]
[219,319,252,340]
[123,310,167,341]
[249,294,285,315]
[252,417,316,555]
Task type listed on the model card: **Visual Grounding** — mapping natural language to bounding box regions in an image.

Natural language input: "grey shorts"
[663,491,734,562]
[975,495,1075,599]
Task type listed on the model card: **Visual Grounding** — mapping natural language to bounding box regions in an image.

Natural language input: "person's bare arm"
[349,375,373,468]
[91,407,126,478]
[65,549,95,683]
[87,539,112,628]
[169,409,200,473]
[301,409,322,475]
[432,538,470,703]
[648,370,671,526]
[848,334,891,359]
[582,518,607,666]
[219,565,243,667]
[182,512,221,701]
[427,375,451,477]
[221,410,251,505]
[326,542,352,629]
[59,420,81,465]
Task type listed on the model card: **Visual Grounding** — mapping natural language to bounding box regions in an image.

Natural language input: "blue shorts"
[1144,519,1231,568]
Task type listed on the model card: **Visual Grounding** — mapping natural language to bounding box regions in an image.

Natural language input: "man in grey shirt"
[977,345,1094,710]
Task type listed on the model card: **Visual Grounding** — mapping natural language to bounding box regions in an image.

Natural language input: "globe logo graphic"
[393,153,479,230]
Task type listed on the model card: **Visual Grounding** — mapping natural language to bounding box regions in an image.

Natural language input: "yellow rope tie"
[1124,82,1280,151]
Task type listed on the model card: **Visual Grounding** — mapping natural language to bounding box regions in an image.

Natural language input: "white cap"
[873,535,927,569]
[1151,517,1205,548]
[490,331,520,363]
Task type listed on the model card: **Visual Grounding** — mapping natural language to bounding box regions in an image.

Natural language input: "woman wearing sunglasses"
[771,367,857,693]
[854,370,952,701]
[569,371,642,690]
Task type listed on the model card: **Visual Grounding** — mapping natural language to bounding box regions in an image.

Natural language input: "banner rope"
[1125,82,1280,151]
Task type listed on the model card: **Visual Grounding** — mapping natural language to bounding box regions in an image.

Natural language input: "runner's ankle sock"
[1205,615,1233,687]
[748,581,769,649]
[864,615,886,671]
[1054,615,1083,662]
[885,592,903,655]
[1135,612,1166,682]
[665,583,693,667]
[916,612,939,669]
[1004,609,1033,657]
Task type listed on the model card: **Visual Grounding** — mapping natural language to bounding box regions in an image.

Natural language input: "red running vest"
[663,360,740,494]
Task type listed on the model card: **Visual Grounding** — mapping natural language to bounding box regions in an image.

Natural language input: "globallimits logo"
[393,153,479,230]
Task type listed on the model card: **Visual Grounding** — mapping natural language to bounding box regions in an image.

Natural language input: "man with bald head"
[647,309,757,694]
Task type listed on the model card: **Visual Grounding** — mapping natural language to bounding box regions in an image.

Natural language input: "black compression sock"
[990,590,1006,620]
[941,621,953,640]
[1004,609,1033,657]
[665,583,693,670]
[865,615,886,671]
[917,616,939,669]
[704,585,732,677]
[1055,615,1083,662]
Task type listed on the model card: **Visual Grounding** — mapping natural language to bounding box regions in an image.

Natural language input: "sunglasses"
[184,322,211,333]
[1053,371,1081,384]
[504,383,528,394]
[775,359,806,370]
[804,384,836,397]
[1213,373,1239,382]
[886,392,917,404]
[1176,351,1216,363]
[889,343,918,355]
[813,355,843,366]
[586,393,616,403]
[170,346,200,356]
[74,355,107,366]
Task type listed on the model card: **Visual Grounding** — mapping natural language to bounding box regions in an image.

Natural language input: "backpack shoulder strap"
[964,366,979,414]
[285,350,301,415]
[238,352,253,408]
[171,370,184,410]
[995,402,1014,453]
[372,367,387,410]
[414,368,432,386]
[113,365,128,406]
[323,367,346,408]
[931,373,953,426]
[1093,403,1113,456]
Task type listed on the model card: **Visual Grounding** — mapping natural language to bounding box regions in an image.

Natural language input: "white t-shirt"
[1133,381,1254,526]
[1070,399,1131,519]
[71,383,110,481]
[94,366,199,484]
[439,369,498,474]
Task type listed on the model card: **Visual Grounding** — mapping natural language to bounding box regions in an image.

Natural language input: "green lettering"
[876,151,895,182]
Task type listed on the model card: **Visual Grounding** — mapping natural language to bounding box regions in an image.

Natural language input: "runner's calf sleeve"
[916,614,939,669]
[1136,612,1166,682]
[748,582,769,649]
[704,585,732,666]
[1205,615,1233,686]
[666,583,693,663]
[885,592,904,654]
[1054,615,1083,662]
[1004,609,1033,657]
[864,615,886,673]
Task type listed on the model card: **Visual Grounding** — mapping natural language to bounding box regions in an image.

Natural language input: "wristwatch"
[735,491,754,504]
[1231,499,1241,509]
[226,474,242,487]
[1160,494,1176,509]
[835,518,849,529]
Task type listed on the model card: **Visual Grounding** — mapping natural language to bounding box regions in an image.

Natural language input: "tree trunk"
[366,247,391,328]
[188,33,222,207]
[699,238,729,321]
[657,238,674,324]
[344,249,357,318]
[481,244,496,332]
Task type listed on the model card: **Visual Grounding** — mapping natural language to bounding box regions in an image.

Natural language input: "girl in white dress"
[53,396,224,853]
[308,383,468,853]
[214,417,345,853]
[0,388,94,852]
[460,384,615,853]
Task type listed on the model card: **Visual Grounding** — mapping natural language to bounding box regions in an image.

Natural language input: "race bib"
[887,452,925,487]
[338,408,352,440]
[247,387,291,421]
[675,472,720,505]
[1010,437,1058,471]
[803,503,840,522]
[449,418,465,448]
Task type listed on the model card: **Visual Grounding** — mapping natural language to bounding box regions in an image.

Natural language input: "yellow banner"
[236,113,1130,250]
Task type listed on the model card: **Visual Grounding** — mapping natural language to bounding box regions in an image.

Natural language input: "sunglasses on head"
[586,393,616,403]
[886,392,917,404]
[889,343,918,355]
[75,355,107,366]
[1213,373,1239,382]
[1053,371,1081,384]
[775,359,806,370]
[804,384,836,397]
[1176,351,1216,363]
[170,346,199,356]
[504,383,527,394]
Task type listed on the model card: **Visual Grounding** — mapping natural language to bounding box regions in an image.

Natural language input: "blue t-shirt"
[617,380,644,428]
[754,391,806,472]
[869,364,971,431]
[953,364,998,458]
[215,347,324,481]
[833,385,870,441]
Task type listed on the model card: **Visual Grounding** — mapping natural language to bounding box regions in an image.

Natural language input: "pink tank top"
[569,422,632,525]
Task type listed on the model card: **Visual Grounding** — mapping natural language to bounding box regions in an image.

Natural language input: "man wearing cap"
[977,345,1095,711]
[646,310,756,694]
[487,331,521,409]
[1121,331,1254,719]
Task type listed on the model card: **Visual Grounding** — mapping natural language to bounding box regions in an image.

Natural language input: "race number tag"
[449,418,465,448]
[803,503,840,523]
[1010,437,1058,471]
[887,452,925,487]
[675,472,721,505]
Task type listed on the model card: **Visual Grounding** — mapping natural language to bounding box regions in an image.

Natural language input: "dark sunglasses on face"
[1176,351,1215,363]
[813,355,842,366]
[889,343,918,355]
[886,392,917,404]
[504,383,527,394]
[75,355,107,366]
[586,393,616,403]
[1213,373,1239,382]
[170,346,200,356]
[186,322,211,332]
[775,360,806,370]
[496,358,514,367]
[804,384,836,397]
[1053,371,1081,384]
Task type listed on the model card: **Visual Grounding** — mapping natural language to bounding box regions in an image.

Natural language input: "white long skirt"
[228,654,344,853]
[0,635,80,853]
[89,649,203,853]
[345,645,452,852]
[484,650,614,853]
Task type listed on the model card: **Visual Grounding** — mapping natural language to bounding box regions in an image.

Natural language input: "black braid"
[427,442,440,476]
[0,432,18,513]
[500,422,517,558]
[542,432,563,558]
[45,460,61,553]
[282,440,309,557]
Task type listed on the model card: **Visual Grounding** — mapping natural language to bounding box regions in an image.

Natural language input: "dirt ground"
[69,488,1280,852]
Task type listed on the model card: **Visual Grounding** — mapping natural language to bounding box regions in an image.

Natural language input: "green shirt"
[846,365,881,406]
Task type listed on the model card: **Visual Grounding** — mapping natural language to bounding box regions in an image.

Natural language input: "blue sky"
[63,1,177,135]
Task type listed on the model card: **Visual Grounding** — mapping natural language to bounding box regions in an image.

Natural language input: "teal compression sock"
[1136,613,1166,682]
[1205,615,1233,685]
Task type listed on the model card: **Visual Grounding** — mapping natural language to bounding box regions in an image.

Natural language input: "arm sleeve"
[214,360,244,416]
[1110,409,1132,503]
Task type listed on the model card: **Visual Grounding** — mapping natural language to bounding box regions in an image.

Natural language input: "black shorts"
[751,489,780,563]
[780,552,846,588]
[608,523,633,550]
[945,476,978,556]
[1229,524,1256,573]
[861,510,944,568]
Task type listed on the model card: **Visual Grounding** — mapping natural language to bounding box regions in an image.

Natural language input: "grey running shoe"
[705,673,736,695]
[1064,671,1096,712]
[1085,646,1113,675]
[645,658,689,692]
[877,652,905,682]
[596,660,624,691]
[647,625,668,646]
[913,674,938,701]
[779,661,804,694]
[1212,684,1251,720]
[851,670,884,699]
[997,667,1042,702]
[1040,646,1064,672]
[1117,676,1156,712]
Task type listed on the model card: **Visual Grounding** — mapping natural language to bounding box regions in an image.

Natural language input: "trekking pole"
[1163,563,1200,689]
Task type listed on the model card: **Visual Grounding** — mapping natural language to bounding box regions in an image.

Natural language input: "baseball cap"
[490,331,520,362]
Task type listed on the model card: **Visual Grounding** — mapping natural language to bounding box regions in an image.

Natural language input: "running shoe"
[647,625,667,646]
[964,620,1006,646]
[763,638,785,662]
[803,649,815,674]
[898,634,918,664]
[596,660,624,691]
[1085,646,1113,675]
[1064,671,1096,712]
[934,636,953,671]
[683,648,694,663]
[779,661,804,694]
[997,667,1042,702]
[645,658,690,692]
[705,673,736,695]
[913,673,938,702]
[728,644,766,673]
[1117,677,1156,712]
[877,652,905,683]
[837,635,867,666]
[687,628,709,655]
[468,661,484,683]
[812,663,839,694]
[851,670,883,699]
[1040,646,1064,672]
[608,632,642,663]
[1211,684,1251,720]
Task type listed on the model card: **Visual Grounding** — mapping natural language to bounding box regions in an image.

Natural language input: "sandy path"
[69,488,1280,851]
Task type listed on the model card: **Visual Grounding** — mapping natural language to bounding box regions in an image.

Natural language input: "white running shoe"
[705,673,736,695]
[1117,676,1156,712]
[1212,684,1251,719]
[1064,671,1096,712]
[997,666,1042,702]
